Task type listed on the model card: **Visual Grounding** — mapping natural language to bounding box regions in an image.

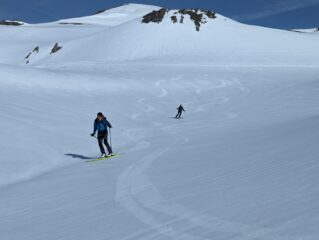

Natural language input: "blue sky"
[1,0,319,29]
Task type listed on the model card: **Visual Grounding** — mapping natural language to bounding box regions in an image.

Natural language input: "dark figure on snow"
[91,112,114,157]
[175,104,185,119]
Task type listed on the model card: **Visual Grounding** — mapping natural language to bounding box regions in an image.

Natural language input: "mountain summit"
[57,3,162,26]
[0,4,318,66]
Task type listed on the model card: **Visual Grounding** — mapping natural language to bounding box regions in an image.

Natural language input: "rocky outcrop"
[0,20,23,26]
[180,15,184,24]
[33,46,39,53]
[94,9,107,15]
[51,43,63,54]
[142,8,216,31]
[178,9,216,31]
[59,22,83,25]
[171,16,177,23]
[25,43,63,64]
[290,28,319,33]
[204,10,216,19]
[142,8,167,23]
[25,52,32,59]
[25,46,40,64]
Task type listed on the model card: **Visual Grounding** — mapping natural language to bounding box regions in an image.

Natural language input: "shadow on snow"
[64,153,92,160]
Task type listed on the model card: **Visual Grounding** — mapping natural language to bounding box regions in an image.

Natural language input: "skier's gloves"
[90,133,95,137]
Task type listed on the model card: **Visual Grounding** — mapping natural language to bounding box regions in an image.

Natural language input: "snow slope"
[50,12,319,65]
[1,4,319,240]
[56,3,161,26]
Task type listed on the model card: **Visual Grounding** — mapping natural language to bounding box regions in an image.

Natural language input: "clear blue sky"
[1,0,319,29]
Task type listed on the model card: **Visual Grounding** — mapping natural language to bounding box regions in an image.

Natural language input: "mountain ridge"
[0,4,318,66]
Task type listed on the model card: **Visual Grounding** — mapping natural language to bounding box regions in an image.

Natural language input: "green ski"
[86,154,120,163]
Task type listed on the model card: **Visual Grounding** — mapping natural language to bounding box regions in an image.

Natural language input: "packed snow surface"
[1,4,319,240]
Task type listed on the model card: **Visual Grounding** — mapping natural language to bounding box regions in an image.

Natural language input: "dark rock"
[204,10,216,19]
[171,16,177,23]
[141,8,216,31]
[178,10,203,31]
[289,29,302,33]
[0,20,23,26]
[142,8,167,23]
[51,43,63,54]
[59,22,83,25]
[25,52,31,59]
[180,15,184,24]
[94,9,106,15]
[178,9,216,31]
[33,46,39,53]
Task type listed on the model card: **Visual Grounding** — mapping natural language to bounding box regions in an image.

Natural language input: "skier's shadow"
[65,153,92,160]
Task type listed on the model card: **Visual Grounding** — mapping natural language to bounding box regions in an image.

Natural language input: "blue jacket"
[93,118,112,134]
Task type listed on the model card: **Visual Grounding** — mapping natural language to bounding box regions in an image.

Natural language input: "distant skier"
[90,112,114,157]
[175,104,185,119]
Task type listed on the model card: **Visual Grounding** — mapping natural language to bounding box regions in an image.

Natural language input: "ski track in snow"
[195,96,230,113]
[117,72,310,240]
[138,98,155,113]
[116,133,283,240]
[116,76,289,240]
[116,148,274,240]
[155,80,169,98]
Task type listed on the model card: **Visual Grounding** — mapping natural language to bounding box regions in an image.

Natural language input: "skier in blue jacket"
[91,112,113,157]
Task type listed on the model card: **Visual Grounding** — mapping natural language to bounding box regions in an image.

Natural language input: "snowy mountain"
[1,4,319,240]
[0,20,25,26]
[1,4,319,67]
[56,3,161,26]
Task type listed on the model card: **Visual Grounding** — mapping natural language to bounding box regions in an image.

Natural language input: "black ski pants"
[175,111,182,118]
[97,131,113,154]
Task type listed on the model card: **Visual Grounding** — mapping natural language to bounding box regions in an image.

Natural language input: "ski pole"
[109,128,112,149]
